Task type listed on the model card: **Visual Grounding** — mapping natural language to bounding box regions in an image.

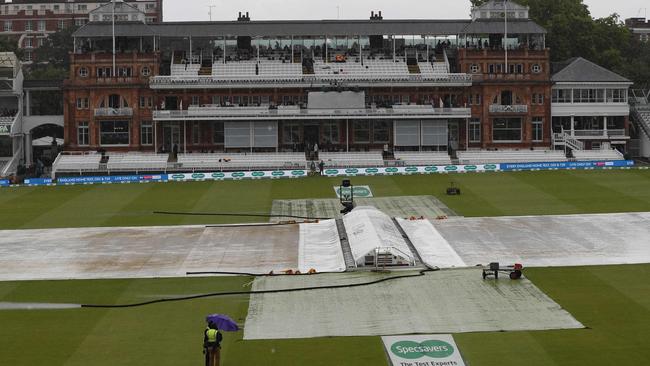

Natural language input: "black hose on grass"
[80,268,438,309]
[153,211,333,221]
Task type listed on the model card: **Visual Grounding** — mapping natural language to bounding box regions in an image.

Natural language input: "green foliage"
[33,26,78,68]
[469,0,650,87]
[0,36,23,59]
[25,64,67,80]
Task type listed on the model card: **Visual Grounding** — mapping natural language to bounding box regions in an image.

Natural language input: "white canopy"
[342,206,413,266]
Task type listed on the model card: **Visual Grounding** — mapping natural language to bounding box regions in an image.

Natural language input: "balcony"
[489,104,528,113]
[153,105,471,121]
[94,108,133,117]
[149,73,473,89]
[571,129,628,139]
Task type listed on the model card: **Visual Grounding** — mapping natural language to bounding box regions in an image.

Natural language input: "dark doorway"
[164,96,178,110]
[304,125,320,148]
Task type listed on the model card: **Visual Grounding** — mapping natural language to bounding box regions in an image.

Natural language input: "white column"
[25,90,31,117]
[570,116,575,137]
[603,116,608,137]
[154,121,157,153]
[183,119,187,154]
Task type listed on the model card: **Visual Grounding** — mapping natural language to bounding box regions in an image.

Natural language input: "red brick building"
[65,1,622,156]
[0,0,162,62]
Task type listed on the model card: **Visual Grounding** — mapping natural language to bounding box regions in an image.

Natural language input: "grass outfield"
[0,265,648,365]
[1,170,649,365]
[0,169,649,229]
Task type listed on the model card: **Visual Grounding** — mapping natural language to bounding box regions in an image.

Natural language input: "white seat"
[457,150,567,164]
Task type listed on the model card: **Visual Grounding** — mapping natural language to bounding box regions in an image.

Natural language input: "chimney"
[378,11,382,20]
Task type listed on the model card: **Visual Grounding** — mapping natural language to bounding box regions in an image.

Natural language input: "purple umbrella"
[205,314,239,332]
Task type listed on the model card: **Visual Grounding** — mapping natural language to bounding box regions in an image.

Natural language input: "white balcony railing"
[153,106,471,121]
[94,108,133,117]
[489,104,528,113]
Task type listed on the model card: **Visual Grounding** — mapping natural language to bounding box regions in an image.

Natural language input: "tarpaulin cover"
[244,269,583,340]
[396,218,466,268]
[298,220,346,273]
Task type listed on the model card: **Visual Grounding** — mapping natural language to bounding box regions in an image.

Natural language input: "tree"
[0,36,23,59]
[468,0,650,87]
[33,26,78,68]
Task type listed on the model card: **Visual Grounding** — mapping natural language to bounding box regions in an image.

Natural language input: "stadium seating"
[171,63,200,77]
[319,152,384,168]
[393,151,452,166]
[106,153,168,172]
[52,153,102,173]
[177,153,307,171]
[457,150,567,164]
[572,149,624,161]
[313,59,410,81]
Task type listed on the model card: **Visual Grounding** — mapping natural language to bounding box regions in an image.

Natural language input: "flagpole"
[504,0,508,74]
[112,0,116,77]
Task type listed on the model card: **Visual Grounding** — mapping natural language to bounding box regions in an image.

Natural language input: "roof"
[551,57,631,83]
[74,18,546,38]
[462,19,545,34]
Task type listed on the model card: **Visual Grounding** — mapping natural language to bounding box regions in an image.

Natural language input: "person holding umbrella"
[203,314,239,366]
[203,322,222,366]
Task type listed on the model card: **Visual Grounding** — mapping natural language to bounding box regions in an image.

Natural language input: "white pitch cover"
[298,220,346,273]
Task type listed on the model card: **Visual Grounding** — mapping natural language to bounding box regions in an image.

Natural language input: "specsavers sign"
[333,185,373,198]
[382,334,466,366]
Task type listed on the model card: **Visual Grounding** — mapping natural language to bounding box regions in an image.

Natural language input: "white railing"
[153,106,471,121]
[1,145,22,177]
[489,104,528,113]
[150,73,473,88]
[94,108,134,117]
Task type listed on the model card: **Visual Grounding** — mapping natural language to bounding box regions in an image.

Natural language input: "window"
[469,119,481,143]
[100,120,130,145]
[282,122,301,144]
[606,89,627,103]
[96,67,111,78]
[574,89,604,103]
[77,4,87,10]
[4,21,12,32]
[38,20,45,31]
[146,3,156,10]
[532,117,543,142]
[552,89,571,103]
[118,67,131,77]
[24,51,32,62]
[141,121,153,146]
[372,121,390,143]
[24,38,33,49]
[77,122,89,146]
[25,21,33,31]
[75,19,86,27]
[516,64,524,74]
[37,38,44,47]
[139,96,153,109]
[532,93,544,105]
[58,20,65,30]
[213,122,224,144]
[146,17,156,23]
[191,96,200,106]
[322,122,340,144]
[353,120,370,143]
[492,118,522,142]
[470,64,480,73]
[76,98,89,109]
[192,122,201,144]
[141,66,151,76]
[78,67,88,77]
[500,90,513,105]
[469,94,481,106]
[531,64,542,73]
[212,95,221,105]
